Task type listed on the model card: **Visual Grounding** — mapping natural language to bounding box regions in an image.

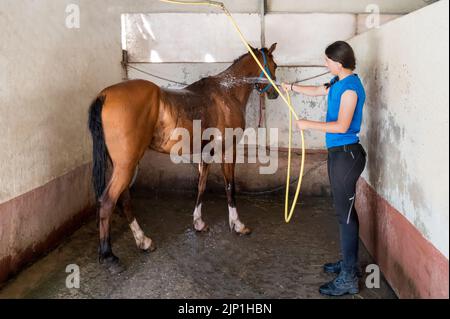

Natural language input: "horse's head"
[253,43,279,100]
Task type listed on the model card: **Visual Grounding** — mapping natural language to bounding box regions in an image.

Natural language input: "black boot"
[323,260,362,277]
[323,260,343,274]
[319,269,359,296]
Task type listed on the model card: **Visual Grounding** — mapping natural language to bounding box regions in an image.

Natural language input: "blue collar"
[255,50,273,94]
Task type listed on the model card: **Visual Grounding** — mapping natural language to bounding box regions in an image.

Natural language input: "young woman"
[282,41,367,296]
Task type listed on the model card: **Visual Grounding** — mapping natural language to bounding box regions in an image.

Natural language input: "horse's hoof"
[236,226,252,236]
[100,255,126,275]
[230,220,252,236]
[139,237,157,252]
[146,240,157,253]
[194,221,209,233]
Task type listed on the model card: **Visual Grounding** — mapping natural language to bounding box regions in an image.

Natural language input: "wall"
[349,0,449,298]
[0,0,123,282]
[267,0,430,14]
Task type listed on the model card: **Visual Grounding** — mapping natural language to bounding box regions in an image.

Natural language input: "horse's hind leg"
[118,188,156,252]
[193,161,210,232]
[98,165,135,273]
[221,162,251,235]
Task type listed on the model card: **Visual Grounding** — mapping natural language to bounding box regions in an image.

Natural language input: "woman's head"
[324,41,356,75]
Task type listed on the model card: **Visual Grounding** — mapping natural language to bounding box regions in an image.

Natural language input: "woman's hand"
[281,82,292,92]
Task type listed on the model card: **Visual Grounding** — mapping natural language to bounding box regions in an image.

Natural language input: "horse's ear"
[268,42,277,54]
[249,44,257,52]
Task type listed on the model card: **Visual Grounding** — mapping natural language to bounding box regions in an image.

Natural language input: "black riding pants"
[327,143,367,272]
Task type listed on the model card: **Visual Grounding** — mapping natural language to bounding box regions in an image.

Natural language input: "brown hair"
[325,41,356,70]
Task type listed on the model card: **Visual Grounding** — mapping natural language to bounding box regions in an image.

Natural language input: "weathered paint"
[349,1,449,298]
[0,164,95,283]
[267,0,429,14]
[356,178,449,298]
[349,0,449,259]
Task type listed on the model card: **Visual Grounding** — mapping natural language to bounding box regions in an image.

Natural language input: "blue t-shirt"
[326,74,366,148]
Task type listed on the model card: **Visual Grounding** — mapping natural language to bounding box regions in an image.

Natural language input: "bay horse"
[88,43,279,273]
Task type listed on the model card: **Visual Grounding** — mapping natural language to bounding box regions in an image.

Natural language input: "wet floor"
[0,190,396,299]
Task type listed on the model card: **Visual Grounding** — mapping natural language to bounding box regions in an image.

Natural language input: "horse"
[88,43,279,273]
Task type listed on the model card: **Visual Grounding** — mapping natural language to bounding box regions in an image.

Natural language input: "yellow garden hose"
[160,0,305,223]
[284,92,306,223]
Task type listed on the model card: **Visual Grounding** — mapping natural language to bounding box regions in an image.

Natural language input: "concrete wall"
[124,13,262,62]
[349,0,449,298]
[0,0,114,205]
[267,0,431,14]
[0,0,123,282]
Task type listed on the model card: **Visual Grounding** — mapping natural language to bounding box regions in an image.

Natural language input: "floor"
[0,190,396,299]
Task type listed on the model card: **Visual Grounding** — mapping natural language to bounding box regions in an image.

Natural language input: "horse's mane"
[232,47,267,64]
[185,48,268,90]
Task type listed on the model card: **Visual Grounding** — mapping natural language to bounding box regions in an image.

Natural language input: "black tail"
[88,95,107,200]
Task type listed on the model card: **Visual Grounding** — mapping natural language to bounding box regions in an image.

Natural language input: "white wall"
[268,0,431,14]
[0,0,121,203]
[349,0,449,258]
[124,13,261,62]
[265,14,357,66]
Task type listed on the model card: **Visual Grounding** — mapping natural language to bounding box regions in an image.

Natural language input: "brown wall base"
[135,149,331,197]
[0,163,95,284]
[356,178,449,298]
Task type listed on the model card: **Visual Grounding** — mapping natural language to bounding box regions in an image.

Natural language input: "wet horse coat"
[88,44,279,272]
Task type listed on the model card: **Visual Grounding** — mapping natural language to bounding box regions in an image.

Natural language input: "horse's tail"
[88,95,108,200]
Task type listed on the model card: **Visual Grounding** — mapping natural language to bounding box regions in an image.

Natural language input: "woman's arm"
[293,83,330,97]
[296,90,357,133]
[281,82,329,97]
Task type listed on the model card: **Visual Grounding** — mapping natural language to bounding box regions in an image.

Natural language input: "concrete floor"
[0,190,396,299]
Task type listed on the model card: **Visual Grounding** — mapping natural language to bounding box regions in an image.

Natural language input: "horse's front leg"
[193,161,210,232]
[221,162,251,235]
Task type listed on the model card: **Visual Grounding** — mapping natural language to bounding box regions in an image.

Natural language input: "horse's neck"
[216,56,260,106]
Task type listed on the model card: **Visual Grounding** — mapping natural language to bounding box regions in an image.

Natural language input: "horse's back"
[101,79,160,105]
